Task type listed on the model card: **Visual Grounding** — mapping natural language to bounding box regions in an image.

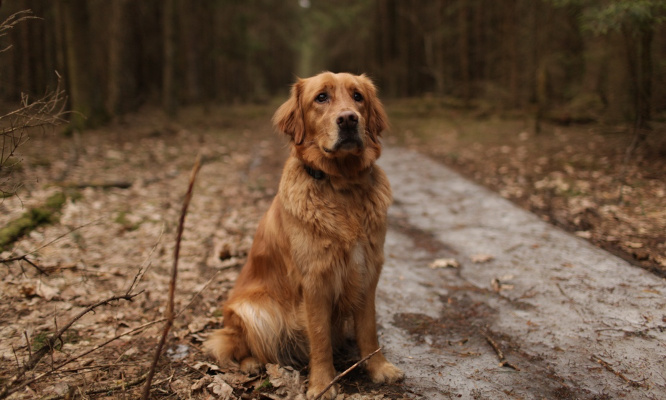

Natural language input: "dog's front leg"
[353,282,404,384]
[303,288,337,400]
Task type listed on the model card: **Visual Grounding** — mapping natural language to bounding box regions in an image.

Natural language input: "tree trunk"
[634,25,653,133]
[458,0,471,103]
[603,31,631,124]
[162,0,177,115]
[58,0,105,130]
[106,0,128,116]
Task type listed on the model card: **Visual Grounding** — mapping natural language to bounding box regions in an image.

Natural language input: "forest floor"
[0,101,664,399]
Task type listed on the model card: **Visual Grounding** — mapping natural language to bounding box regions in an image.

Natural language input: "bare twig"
[480,329,519,371]
[0,254,47,274]
[126,223,165,296]
[0,11,39,53]
[591,355,644,387]
[313,347,382,400]
[1,63,67,196]
[141,155,202,400]
[23,331,32,360]
[175,263,237,318]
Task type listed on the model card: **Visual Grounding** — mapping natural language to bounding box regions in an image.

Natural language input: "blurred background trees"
[0,0,665,130]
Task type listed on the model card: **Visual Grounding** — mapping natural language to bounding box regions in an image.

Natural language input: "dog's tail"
[203,312,251,368]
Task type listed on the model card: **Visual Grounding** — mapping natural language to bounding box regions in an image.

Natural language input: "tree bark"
[162,0,177,115]
[58,0,105,130]
[106,0,129,117]
[458,0,471,103]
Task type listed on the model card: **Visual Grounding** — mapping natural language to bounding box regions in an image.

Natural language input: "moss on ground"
[0,191,67,251]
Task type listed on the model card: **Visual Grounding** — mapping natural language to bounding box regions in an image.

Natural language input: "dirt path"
[378,147,666,399]
[1,107,664,399]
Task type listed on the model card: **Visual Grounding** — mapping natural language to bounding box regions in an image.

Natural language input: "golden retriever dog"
[204,72,403,399]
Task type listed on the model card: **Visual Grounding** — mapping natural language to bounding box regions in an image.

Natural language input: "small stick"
[591,355,643,387]
[23,331,32,359]
[481,330,519,371]
[313,347,382,400]
[0,254,47,275]
[175,263,238,318]
[141,155,202,400]
[126,223,165,296]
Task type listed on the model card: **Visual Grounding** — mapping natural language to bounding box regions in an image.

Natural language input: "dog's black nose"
[336,111,358,130]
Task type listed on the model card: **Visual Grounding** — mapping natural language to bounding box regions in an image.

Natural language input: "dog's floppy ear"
[361,75,388,143]
[273,80,305,145]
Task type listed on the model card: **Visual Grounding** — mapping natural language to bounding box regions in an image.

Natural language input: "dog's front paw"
[367,361,404,384]
[306,382,338,400]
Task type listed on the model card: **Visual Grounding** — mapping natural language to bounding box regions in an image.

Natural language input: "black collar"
[304,164,325,180]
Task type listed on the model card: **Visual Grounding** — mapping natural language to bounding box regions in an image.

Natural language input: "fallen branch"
[54,176,165,190]
[55,180,133,189]
[0,292,143,399]
[0,253,47,274]
[313,347,382,400]
[141,155,202,399]
[591,355,644,388]
[480,329,519,371]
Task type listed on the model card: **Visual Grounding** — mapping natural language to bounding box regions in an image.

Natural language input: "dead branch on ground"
[591,355,644,388]
[141,155,202,399]
[54,176,165,190]
[480,329,520,371]
[313,347,382,400]
[0,253,47,274]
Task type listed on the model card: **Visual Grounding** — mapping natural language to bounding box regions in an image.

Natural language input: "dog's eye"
[315,93,328,103]
[353,92,363,102]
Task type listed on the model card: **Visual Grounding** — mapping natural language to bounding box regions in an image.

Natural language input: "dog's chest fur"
[278,157,392,300]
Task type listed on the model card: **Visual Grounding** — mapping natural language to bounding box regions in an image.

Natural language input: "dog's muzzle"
[331,111,363,152]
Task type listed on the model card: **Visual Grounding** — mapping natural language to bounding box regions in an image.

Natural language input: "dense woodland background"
[1,0,665,130]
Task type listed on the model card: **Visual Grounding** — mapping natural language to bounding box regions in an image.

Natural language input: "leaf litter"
[0,105,410,399]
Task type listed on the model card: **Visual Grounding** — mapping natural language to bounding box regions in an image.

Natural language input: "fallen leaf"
[220,371,253,386]
[470,254,494,263]
[191,375,213,391]
[429,258,460,269]
[208,375,235,399]
[167,344,189,360]
[265,363,305,398]
[188,317,209,334]
[192,361,221,373]
[35,280,60,300]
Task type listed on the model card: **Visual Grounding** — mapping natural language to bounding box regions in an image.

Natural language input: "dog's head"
[273,72,388,177]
